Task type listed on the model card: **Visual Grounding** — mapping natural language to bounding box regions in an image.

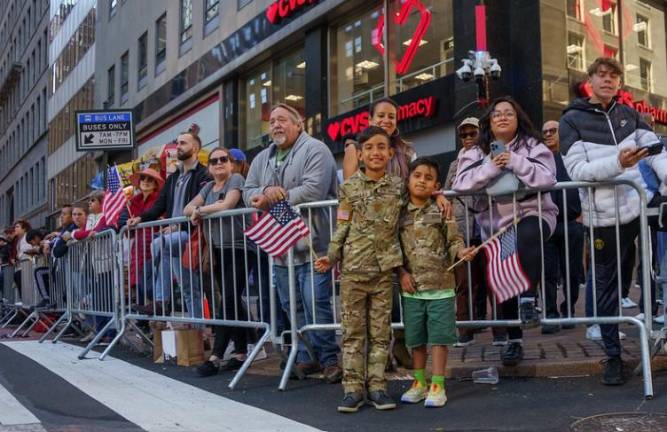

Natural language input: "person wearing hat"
[119,168,165,307]
[444,117,508,347]
[228,148,250,178]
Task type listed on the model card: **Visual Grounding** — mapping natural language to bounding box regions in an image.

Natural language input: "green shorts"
[403,296,456,348]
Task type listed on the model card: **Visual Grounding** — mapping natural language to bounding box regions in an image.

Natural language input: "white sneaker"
[654,315,665,324]
[586,324,601,341]
[586,324,626,341]
[635,313,645,320]
[621,298,638,309]
[657,299,664,305]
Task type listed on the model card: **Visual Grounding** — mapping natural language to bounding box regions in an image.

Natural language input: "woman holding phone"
[452,96,558,367]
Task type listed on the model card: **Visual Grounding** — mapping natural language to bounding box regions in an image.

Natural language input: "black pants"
[544,221,584,318]
[211,248,261,358]
[592,218,640,358]
[497,216,551,341]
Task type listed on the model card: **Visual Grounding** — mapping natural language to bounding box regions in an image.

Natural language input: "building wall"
[47,0,98,218]
[0,0,51,228]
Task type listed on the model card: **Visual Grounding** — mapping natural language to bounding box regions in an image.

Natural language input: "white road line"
[2,341,322,432]
[0,380,41,427]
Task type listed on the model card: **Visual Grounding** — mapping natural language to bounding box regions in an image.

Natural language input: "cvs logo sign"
[266,0,319,25]
[327,96,437,141]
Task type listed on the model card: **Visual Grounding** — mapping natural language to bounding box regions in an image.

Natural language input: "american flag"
[482,224,530,303]
[245,200,310,258]
[102,166,128,227]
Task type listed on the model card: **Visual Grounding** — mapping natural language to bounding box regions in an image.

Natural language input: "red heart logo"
[327,122,340,141]
[266,2,279,24]
[372,0,432,75]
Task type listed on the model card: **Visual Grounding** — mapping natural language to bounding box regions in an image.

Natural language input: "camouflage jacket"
[399,199,464,292]
[327,170,405,280]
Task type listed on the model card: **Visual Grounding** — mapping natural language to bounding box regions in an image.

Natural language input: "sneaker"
[337,392,365,413]
[601,356,625,386]
[290,361,321,380]
[97,337,112,346]
[621,297,638,309]
[454,334,475,347]
[654,315,665,324]
[519,301,540,329]
[367,390,396,410]
[586,324,626,340]
[196,360,220,377]
[501,342,523,367]
[323,364,343,384]
[424,383,447,408]
[400,380,428,403]
[657,299,664,306]
[492,335,508,346]
[221,357,245,372]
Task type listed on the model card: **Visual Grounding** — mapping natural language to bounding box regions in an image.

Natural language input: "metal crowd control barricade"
[55,230,122,359]
[114,207,277,389]
[280,180,655,399]
[0,263,18,327]
[39,252,84,343]
[7,257,56,338]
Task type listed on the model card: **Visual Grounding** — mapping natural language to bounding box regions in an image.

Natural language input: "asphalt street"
[1,340,666,432]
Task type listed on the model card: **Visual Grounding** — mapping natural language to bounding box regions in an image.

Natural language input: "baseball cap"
[229,148,247,162]
[457,117,480,130]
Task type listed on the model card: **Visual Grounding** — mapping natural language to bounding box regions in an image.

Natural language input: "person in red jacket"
[119,168,164,308]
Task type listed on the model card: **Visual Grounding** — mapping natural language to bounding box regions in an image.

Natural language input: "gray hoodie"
[243,131,338,265]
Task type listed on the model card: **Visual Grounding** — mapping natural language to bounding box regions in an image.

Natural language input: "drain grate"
[570,413,667,432]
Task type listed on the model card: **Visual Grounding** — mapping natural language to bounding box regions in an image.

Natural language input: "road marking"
[0,380,41,427]
[3,341,322,432]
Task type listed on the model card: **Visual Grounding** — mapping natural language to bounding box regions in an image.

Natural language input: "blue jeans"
[274,262,340,366]
[152,230,202,318]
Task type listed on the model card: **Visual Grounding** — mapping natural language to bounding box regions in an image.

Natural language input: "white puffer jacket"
[560,98,667,227]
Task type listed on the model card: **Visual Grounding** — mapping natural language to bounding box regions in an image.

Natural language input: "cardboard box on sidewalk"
[153,328,205,366]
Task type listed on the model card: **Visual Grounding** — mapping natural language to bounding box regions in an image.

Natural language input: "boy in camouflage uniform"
[398,157,476,408]
[315,126,404,413]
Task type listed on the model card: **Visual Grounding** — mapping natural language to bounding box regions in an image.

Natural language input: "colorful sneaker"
[424,383,447,408]
[400,380,428,403]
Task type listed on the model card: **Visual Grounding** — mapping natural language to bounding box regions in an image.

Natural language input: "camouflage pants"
[341,272,393,394]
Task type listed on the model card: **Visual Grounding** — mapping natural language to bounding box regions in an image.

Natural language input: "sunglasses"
[459,131,478,139]
[209,156,230,165]
[139,175,156,182]
[542,128,558,136]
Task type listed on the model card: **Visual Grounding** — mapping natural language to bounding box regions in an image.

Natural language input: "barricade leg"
[99,316,125,361]
[21,313,54,337]
[229,325,271,390]
[78,317,115,360]
[9,311,37,338]
[0,309,17,327]
[279,251,299,391]
[39,312,68,343]
[127,319,153,347]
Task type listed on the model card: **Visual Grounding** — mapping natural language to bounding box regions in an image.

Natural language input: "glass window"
[640,58,651,91]
[330,8,385,115]
[636,14,649,47]
[180,0,193,43]
[601,3,617,34]
[389,0,454,93]
[120,51,129,104]
[566,32,585,71]
[240,50,305,150]
[107,65,115,105]
[137,32,147,89]
[155,14,167,74]
[238,0,252,10]
[567,0,583,20]
[205,0,219,24]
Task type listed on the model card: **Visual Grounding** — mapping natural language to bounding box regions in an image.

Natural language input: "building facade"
[47,0,98,225]
[0,0,50,228]
[92,0,666,186]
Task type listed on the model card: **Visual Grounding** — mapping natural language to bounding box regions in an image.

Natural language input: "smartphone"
[642,143,664,156]
[490,140,506,157]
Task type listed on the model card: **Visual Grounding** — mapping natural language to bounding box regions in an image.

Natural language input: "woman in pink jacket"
[453,96,558,367]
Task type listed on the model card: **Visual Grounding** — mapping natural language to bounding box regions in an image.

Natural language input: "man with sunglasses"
[541,120,583,335]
